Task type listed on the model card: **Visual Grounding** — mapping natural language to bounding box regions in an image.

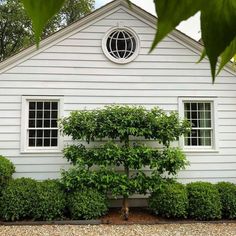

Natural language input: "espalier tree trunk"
[60,105,190,221]
[121,137,130,220]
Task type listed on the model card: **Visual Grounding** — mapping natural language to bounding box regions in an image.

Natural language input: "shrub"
[0,155,15,187]
[187,182,222,220]
[0,178,38,221]
[216,182,236,219]
[67,188,108,220]
[148,181,188,218]
[33,180,66,220]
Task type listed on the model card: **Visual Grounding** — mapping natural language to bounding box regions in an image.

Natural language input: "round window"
[102,28,139,64]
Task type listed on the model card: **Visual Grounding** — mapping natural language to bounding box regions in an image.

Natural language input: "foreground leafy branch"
[152,0,236,81]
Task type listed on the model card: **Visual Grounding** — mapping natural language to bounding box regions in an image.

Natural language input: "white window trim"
[102,26,140,64]
[178,97,219,153]
[21,96,64,153]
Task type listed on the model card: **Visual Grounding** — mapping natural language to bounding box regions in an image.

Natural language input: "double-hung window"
[21,96,63,153]
[179,98,218,151]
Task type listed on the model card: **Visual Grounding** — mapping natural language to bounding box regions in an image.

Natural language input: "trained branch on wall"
[60,105,190,220]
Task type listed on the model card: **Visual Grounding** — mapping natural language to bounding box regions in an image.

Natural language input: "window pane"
[44,139,50,147]
[198,111,205,120]
[205,138,211,146]
[184,103,190,111]
[205,119,211,128]
[36,139,43,146]
[51,119,57,128]
[37,130,43,137]
[29,102,36,110]
[44,119,50,127]
[52,130,58,137]
[29,138,35,147]
[29,119,35,128]
[204,130,211,138]
[186,112,191,119]
[191,103,197,110]
[191,119,198,128]
[44,130,50,137]
[51,111,57,119]
[29,111,35,119]
[52,102,58,110]
[36,119,43,128]
[29,130,35,137]
[37,111,43,118]
[205,111,211,119]
[51,139,58,146]
[37,102,43,110]
[44,102,50,110]
[44,110,50,118]
[191,111,197,119]
[205,103,211,111]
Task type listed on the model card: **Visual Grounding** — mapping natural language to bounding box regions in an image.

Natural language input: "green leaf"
[217,37,236,75]
[200,0,236,80]
[197,49,206,63]
[21,0,66,46]
[151,0,204,51]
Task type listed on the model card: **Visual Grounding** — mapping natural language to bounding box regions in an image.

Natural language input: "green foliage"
[33,180,66,221]
[60,109,97,143]
[0,178,38,221]
[20,0,95,46]
[67,188,108,220]
[148,181,188,218]
[0,0,94,61]
[63,143,188,175]
[60,105,190,144]
[60,105,189,214]
[0,155,15,188]
[21,0,66,45]
[60,0,95,25]
[61,166,148,197]
[146,108,190,146]
[216,182,236,219]
[187,182,222,220]
[152,0,236,80]
[0,0,32,61]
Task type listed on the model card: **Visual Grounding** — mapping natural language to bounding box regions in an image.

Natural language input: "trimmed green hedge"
[148,182,188,218]
[0,178,38,221]
[216,182,236,219]
[67,188,108,220]
[33,180,66,220]
[0,155,15,188]
[187,182,222,220]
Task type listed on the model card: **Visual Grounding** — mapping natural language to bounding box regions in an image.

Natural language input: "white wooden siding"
[0,6,236,182]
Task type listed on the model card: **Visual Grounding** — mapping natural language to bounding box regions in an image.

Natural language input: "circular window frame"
[102,27,140,64]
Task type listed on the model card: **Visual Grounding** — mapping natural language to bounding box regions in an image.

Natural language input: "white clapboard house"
[0,0,236,184]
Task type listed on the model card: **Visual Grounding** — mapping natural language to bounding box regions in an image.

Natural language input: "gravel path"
[1,224,236,236]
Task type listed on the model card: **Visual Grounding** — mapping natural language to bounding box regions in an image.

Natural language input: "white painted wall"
[0,6,236,183]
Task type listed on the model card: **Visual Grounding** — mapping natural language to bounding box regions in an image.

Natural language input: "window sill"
[183,149,219,153]
[20,149,62,154]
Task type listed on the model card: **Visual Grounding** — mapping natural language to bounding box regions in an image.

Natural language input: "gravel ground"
[1,224,236,236]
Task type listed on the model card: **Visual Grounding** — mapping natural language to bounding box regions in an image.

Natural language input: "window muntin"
[184,102,213,147]
[27,101,59,148]
[102,27,140,64]
[106,30,136,59]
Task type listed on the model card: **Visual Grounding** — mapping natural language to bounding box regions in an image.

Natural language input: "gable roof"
[0,0,235,76]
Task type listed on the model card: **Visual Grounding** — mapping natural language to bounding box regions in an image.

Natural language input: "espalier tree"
[60,105,190,220]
